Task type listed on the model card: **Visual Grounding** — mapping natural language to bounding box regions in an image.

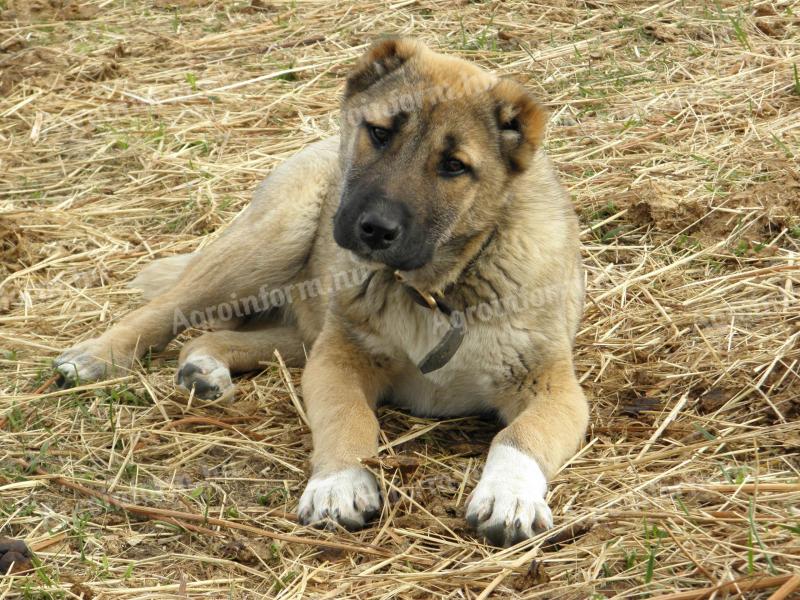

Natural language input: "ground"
[1,1,799,598]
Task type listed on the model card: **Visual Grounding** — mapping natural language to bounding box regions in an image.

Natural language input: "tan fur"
[129,253,197,301]
[56,38,589,546]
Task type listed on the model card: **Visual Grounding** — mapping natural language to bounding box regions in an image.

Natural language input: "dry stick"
[29,532,68,552]
[636,393,688,460]
[475,568,511,600]
[161,516,224,538]
[663,526,716,585]
[160,416,268,441]
[648,574,794,600]
[163,416,260,425]
[31,373,60,395]
[767,574,800,600]
[574,424,797,474]
[0,373,61,429]
[666,483,800,494]
[604,510,784,524]
[272,349,309,428]
[18,460,429,565]
[678,263,800,290]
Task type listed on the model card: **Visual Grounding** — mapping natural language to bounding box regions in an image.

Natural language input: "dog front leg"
[466,359,589,546]
[297,323,393,530]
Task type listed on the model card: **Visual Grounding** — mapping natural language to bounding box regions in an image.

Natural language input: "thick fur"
[55,38,589,546]
[130,253,196,300]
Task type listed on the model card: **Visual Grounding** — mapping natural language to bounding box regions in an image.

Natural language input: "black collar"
[396,272,466,374]
[391,228,496,373]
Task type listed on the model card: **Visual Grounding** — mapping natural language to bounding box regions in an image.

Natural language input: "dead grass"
[1,0,799,598]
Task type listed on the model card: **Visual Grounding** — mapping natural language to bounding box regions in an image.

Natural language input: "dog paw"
[175,354,233,400]
[54,337,130,386]
[465,444,553,547]
[297,467,381,530]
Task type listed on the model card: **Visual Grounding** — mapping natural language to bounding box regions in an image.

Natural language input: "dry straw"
[1,0,798,598]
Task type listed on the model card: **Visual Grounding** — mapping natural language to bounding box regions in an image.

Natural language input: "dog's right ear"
[491,79,548,173]
[345,37,420,97]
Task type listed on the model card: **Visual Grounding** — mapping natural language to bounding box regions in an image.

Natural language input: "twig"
[273,349,309,428]
[663,526,717,585]
[767,574,800,600]
[31,373,59,395]
[649,574,795,600]
[160,416,268,441]
[29,532,68,552]
[0,373,61,430]
[19,459,429,565]
[636,393,688,460]
[662,483,800,494]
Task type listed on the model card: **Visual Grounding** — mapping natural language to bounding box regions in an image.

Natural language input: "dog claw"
[54,337,132,385]
[465,445,553,547]
[297,467,381,531]
[175,354,233,400]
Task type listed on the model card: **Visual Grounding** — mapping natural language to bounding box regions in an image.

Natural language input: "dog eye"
[440,157,467,176]
[367,124,391,148]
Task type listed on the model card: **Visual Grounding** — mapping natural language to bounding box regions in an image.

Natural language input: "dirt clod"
[0,538,33,575]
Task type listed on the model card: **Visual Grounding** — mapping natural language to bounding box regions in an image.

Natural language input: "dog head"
[333,37,547,274]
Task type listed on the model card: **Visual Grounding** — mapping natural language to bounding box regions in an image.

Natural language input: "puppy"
[56,38,588,546]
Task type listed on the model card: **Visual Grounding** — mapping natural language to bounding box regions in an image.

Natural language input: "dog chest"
[369,298,522,416]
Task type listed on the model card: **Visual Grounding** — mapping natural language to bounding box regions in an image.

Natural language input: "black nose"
[358,211,402,250]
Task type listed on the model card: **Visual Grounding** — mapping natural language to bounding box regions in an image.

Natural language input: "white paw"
[54,337,131,385]
[175,354,234,400]
[297,467,381,530]
[466,444,553,546]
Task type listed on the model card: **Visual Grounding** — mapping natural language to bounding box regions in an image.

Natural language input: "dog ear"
[345,37,420,98]
[491,79,548,173]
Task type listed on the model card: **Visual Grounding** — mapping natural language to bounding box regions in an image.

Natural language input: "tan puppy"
[55,38,588,546]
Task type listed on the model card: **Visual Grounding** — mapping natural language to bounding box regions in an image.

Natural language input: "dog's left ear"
[345,37,421,98]
[491,79,548,173]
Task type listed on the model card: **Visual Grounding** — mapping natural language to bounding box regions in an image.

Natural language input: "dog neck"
[392,225,498,296]
[394,184,533,309]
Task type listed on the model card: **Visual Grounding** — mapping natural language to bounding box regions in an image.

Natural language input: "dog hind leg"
[175,325,306,400]
[128,253,198,301]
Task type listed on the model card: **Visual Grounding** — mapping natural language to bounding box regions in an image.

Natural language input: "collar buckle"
[394,270,465,373]
[395,270,438,310]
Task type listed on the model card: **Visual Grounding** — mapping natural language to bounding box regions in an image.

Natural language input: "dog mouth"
[344,249,382,268]
[343,244,432,272]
